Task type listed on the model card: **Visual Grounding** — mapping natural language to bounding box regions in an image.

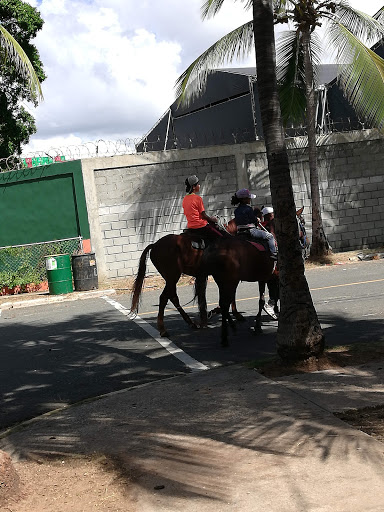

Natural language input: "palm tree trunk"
[253,0,324,361]
[302,29,330,259]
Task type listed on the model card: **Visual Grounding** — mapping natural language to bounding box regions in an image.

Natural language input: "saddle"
[182,224,227,250]
[182,229,206,250]
[234,230,268,252]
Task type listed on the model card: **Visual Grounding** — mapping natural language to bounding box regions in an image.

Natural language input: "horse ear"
[296,206,304,216]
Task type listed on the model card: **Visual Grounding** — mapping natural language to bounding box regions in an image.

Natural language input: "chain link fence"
[0,238,83,290]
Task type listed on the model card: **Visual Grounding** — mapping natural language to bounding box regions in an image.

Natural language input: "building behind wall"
[136,62,378,153]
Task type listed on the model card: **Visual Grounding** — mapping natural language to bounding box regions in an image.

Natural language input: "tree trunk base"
[277,311,325,362]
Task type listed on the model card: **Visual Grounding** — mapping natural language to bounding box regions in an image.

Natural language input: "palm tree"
[275,1,384,257]
[0,23,43,102]
[176,0,384,259]
[177,0,325,362]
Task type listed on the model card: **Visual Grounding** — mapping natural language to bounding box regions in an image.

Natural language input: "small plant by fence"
[0,238,83,292]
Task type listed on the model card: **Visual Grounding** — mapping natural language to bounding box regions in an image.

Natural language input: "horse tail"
[130,244,154,314]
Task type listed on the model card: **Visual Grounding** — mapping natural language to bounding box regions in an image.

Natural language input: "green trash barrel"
[45,254,74,295]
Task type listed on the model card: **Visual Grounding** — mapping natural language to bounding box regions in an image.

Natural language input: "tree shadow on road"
[1,309,384,507]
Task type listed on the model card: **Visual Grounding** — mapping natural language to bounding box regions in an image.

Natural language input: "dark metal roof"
[220,64,339,85]
[136,49,384,152]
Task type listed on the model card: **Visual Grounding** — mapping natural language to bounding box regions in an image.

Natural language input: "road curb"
[0,289,116,310]
[0,372,187,440]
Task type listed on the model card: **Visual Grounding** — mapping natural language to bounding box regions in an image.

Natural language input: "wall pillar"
[80,159,108,281]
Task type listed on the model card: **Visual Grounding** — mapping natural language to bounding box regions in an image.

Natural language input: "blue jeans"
[249,228,277,255]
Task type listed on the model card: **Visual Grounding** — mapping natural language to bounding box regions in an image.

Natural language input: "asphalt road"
[0,259,383,430]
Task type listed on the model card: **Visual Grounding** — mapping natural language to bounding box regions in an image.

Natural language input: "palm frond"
[201,0,252,20]
[273,0,290,14]
[331,4,384,45]
[175,21,254,105]
[276,30,306,124]
[201,0,226,20]
[372,7,384,22]
[330,22,384,129]
[0,24,43,102]
[275,29,322,124]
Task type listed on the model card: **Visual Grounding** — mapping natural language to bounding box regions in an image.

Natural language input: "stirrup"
[191,240,205,250]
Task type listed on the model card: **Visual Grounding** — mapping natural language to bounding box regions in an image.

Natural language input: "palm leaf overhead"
[201,0,252,19]
[276,30,322,125]
[325,7,384,129]
[332,25,384,128]
[201,0,227,18]
[175,21,254,104]
[276,30,306,125]
[0,23,43,102]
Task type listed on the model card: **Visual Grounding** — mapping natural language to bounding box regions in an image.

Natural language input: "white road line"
[102,296,209,372]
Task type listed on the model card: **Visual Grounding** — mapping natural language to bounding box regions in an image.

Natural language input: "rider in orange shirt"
[182,175,221,240]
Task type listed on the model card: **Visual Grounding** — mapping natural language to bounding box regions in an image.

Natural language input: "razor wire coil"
[0,120,372,173]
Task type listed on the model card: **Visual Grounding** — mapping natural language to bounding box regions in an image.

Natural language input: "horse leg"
[269,277,280,318]
[207,301,244,323]
[169,294,198,330]
[208,306,221,319]
[195,275,208,328]
[231,300,246,322]
[218,283,237,347]
[267,276,280,318]
[253,281,266,335]
[157,287,170,337]
[157,280,197,336]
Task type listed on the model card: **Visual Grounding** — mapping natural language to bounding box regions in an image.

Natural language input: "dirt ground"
[1,248,383,511]
[2,344,384,512]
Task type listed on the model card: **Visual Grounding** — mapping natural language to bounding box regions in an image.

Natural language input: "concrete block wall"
[81,132,384,281]
[84,150,239,279]
[247,133,384,252]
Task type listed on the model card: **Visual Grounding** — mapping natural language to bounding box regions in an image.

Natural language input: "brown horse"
[130,231,264,337]
[195,237,276,346]
[131,234,203,337]
[222,206,309,329]
[130,232,245,337]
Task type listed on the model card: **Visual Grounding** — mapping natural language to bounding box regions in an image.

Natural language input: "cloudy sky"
[23,0,384,155]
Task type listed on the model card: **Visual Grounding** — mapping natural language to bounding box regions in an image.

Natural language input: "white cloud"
[23,0,384,155]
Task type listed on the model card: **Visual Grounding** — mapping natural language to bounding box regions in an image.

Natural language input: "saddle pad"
[248,241,267,251]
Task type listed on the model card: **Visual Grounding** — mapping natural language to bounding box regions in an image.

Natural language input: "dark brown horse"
[219,217,279,331]
[195,237,276,346]
[223,206,309,330]
[130,234,203,337]
[130,232,245,337]
[130,232,263,338]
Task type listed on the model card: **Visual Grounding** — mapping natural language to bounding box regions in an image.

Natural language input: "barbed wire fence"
[0,116,371,172]
[0,138,141,172]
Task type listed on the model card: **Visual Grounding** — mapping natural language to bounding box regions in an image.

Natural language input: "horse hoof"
[207,308,219,320]
[160,330,169,337]
[190,322,199,330]
[199,322,208,329]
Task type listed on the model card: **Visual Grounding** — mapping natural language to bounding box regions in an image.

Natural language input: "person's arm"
[201,211,218,224]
